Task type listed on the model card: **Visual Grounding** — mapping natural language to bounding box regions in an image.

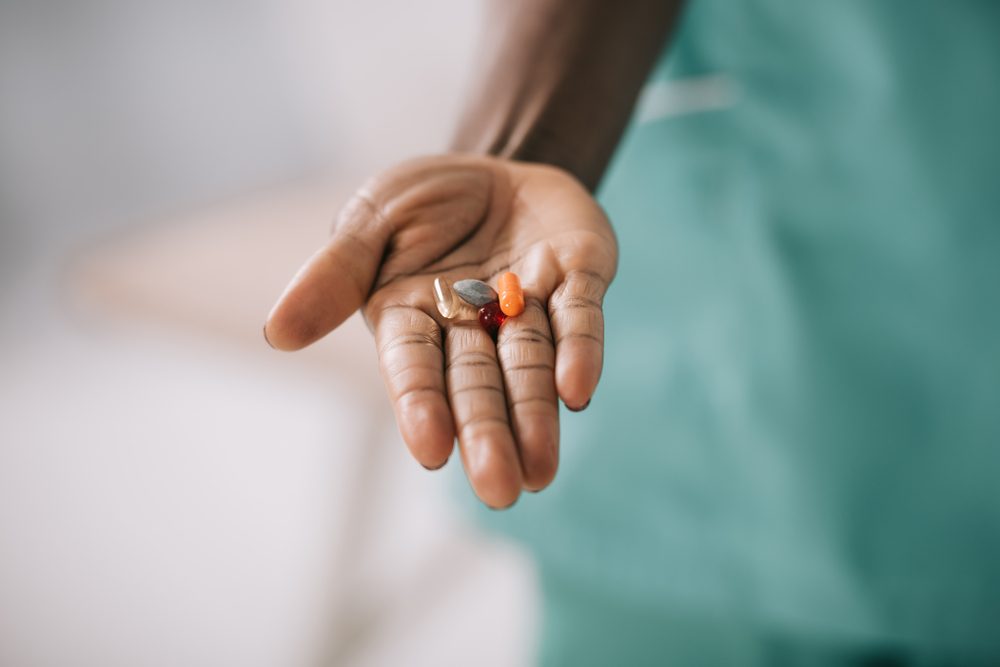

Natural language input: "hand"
[264,155,617,508]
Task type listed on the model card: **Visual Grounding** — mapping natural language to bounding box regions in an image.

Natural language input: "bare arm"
[453,0,681,190]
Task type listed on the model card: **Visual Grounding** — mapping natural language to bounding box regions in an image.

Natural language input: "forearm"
[452,0,682,191]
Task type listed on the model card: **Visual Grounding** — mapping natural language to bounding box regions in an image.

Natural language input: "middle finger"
[445,321,522,508]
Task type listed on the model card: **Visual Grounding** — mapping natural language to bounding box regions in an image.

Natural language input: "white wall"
[0,3,539,666]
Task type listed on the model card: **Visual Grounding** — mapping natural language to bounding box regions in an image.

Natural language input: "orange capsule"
[497,271,525,317]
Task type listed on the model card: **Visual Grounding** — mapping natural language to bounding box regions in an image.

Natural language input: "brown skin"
[454,0,682,190]
[265,1,681,508]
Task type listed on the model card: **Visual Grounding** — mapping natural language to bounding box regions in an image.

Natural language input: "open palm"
[265,155,617,508]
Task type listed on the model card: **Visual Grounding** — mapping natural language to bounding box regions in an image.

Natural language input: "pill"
[454,279,498,308]
[477,301,507,339]
[497,271,525,317]
[433,276,460,319]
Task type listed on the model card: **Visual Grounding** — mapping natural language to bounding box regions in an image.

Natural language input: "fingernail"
[487,497,518,511]
[567,398,591,412]
[421,458,449,471]
[262,323,275,349]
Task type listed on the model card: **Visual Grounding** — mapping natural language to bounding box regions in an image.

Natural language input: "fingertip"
[397,394,455,469]
[473,472,522,509]
[555,350,600,411]
[485,494,520,511]
[262,323,300,352]
[479,482,521,510]
[421,457,450,471]
[265,233,378,351]
[522,459,557,493]
[264,280,360,351]
[263,306,317,351]
[463,435,522,510]
[514,415,559,492]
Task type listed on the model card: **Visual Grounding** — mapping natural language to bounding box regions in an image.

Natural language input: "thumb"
[264,194,390,351]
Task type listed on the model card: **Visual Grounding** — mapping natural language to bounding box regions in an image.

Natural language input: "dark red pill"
[477,301,507,339]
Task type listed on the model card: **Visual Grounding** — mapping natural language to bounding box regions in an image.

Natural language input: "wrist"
[449,0,679,192]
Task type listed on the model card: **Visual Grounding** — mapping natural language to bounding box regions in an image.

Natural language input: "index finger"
[372,304,455,469]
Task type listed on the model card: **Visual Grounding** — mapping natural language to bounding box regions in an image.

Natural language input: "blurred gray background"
[0,2,538,665]
[1,0,475,259]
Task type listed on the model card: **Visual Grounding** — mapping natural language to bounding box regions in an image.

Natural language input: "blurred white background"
[0,2,538,665]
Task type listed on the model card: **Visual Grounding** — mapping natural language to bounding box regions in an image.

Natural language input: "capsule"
[453,279,498,308]
[433,276,460,319]
[497,271,525,317]
[478,301,507,339]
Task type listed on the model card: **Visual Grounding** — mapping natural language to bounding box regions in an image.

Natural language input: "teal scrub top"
[474,2,1000,664]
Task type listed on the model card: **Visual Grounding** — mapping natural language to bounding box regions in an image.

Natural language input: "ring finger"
[496,297,559,491]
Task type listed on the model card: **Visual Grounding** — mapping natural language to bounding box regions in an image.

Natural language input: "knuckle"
[459,416,509,440]
[450,383,505,397]
[497,327,552,350]
[555,331,603,346]
[378,330,441,358]
[553,294,602,310]
[552,270,608,305]
[509,397,558,418]
[395,384,446,403]
[446,350,495,370]
[386,364,442,400]
[503,362,555,373]
[447,355,502,389]
[498,339,553,367]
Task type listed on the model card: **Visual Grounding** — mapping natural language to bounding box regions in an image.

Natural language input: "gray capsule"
[453,279,498,308]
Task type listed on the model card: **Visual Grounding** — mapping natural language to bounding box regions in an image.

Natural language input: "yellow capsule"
[433,276,460,319]
[498,271,524,317]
